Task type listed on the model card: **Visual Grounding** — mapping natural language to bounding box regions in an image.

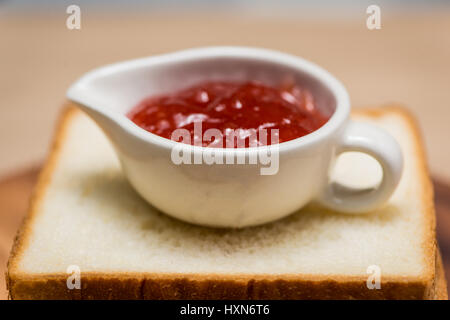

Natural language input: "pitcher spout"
[67,83,142,157]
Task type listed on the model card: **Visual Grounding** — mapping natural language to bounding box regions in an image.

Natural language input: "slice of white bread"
[6,104,447,299]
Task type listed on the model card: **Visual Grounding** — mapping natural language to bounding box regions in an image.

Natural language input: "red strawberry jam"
[128,81,329,147]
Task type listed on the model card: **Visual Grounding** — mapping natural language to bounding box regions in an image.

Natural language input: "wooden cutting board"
[1,167,449,299]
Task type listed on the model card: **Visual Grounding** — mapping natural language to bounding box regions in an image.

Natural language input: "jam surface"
[128,80,330,147]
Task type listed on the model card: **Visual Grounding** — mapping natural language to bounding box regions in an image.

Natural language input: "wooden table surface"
[0,168,449,300]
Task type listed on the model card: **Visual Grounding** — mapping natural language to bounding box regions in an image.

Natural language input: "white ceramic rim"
[67,46,350,154]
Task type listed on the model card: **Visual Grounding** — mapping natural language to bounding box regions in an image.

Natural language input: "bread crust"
[434,249,448,300]
[6,104,444,300]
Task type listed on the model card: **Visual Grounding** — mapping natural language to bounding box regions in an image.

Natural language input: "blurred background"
[1,0,450,181]
[1,0,450,298]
